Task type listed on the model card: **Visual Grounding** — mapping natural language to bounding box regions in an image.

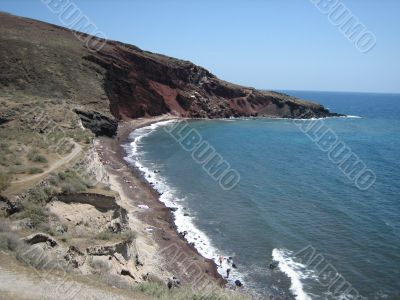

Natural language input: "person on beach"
[219,256,224,266]
[235,280,242,288]
[226,268,231,278]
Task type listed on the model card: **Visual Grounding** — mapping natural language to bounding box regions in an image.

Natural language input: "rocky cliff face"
[0,12,341,120]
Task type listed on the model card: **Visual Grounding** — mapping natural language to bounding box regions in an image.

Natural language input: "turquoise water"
[125,92,400,299]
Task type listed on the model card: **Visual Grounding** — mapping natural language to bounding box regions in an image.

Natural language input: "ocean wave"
[123,120,246,288]
[290,115,362,121]
[272,248,313,300]
[343,115,362,119]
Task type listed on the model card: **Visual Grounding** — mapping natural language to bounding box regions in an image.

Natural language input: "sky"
[1,0,399,93]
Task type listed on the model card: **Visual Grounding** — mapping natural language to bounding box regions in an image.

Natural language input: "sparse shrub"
[56,169,90,194]
[27,149,48,163]
[0,221,26,253]
[96,230,113,240]
[136,282,250,300]
[29,186,52,203]
[60,181,86,194]
[121,229,137,242]
[102,185,111,191]
[28,167,44,174]
[35,155,48,163]
[100,273,132,290]
[0,171,10,191]
[0,232,24,252]
[137,282,168,299]
[21,203,47,227]
[0,140,10,152]
[0,154,8,166]
[90,257,111,272]
[60,234,69,243]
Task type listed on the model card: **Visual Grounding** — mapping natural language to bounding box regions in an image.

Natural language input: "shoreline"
[95,115,227,288]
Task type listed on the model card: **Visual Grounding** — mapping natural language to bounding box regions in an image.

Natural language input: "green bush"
[21,203,47,227]
[55,169,90,194]
[28,167,44,174]
[29,186,53,203]
[27,149,48,163]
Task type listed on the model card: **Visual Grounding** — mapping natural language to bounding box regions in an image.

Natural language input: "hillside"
[0,12,340,120]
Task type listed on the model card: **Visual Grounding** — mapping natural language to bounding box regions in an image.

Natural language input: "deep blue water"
[125,91,400,299]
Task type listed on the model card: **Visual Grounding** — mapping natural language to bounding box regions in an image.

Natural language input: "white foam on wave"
[272,248,313,300]
[123,120,245,287]
[343,115,362,119]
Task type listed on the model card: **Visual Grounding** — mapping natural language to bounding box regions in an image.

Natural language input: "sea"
[123,91,400,300]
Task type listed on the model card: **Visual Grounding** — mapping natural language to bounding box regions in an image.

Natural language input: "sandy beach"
[94,115,226,289]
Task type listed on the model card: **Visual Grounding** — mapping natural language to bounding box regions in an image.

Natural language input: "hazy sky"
[1,0,399,93]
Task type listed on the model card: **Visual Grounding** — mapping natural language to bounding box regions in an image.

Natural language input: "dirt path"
[5,141,82,196]
[12,141,82,185]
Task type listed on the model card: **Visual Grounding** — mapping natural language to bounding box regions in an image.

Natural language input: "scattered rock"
[109,219,122,233]
[121,268,135,279]
[25,219,34,229]
[64,246,86,268]
[167,276,181,289]
[0,195,21,216]
[269,261,279,270]
[135,254,143,267]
